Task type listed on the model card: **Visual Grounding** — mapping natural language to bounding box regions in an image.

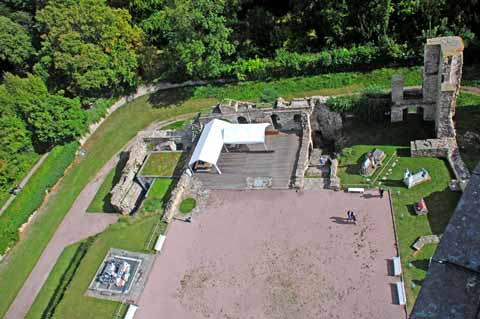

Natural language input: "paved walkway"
[4,157,119,319]
[0,153,50,216]
[137,190,404,319]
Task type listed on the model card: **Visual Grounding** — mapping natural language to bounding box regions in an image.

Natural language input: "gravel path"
[137,189,405,319]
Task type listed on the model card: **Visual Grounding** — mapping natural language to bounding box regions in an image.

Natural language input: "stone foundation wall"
[110,141,148,214]
[162,173,193,223]
[293,113,312,189]
[411,137,471,189]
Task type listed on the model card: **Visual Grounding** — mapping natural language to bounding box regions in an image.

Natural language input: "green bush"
[326,89,391,122]
[0,142,78,254]
[221,43,412,81]
[179,198,196,214]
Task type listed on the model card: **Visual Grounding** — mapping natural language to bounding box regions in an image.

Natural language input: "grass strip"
[25,239,94,319]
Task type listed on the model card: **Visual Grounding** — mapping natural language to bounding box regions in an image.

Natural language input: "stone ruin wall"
[292,112,313,189]
[110,141,148,214]
[392,36,470,187]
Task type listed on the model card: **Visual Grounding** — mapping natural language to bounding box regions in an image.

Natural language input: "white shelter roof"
[188,119,268,167]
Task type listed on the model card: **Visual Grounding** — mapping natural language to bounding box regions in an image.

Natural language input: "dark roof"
[411,163,480,319]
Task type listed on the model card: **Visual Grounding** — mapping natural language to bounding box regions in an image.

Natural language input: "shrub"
[326,96,356,112]
[179,198,196,214]
[0,142,78,254]
[259,85,279,102]
[85,98,116,125]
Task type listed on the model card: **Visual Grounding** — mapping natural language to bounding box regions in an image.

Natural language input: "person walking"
[347,210,352,223]
[379,188,385,198]
[351,211,357,224]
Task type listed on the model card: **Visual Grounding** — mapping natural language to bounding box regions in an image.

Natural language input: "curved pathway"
[4,114,197,319]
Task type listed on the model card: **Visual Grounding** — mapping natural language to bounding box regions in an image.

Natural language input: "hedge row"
[0,142,79,254]
[220,44,416,80]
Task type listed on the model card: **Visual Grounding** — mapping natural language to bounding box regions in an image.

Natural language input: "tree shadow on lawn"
[343,117,435,148]
[148,87,195,108]
[101,153,129,213]
[411,259,430,272]
[425,187,461,235]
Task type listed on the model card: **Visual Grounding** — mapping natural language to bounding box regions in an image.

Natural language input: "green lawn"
[142,178,173,213]
[162,119,189,130]
[87,155,129,213]
[87,169,116,213]
[140,152,183,177]
[337,145,397,187]
[25,243,81,319]
[388,156,460,311]
[0,66,422,318]
[179,198,196,214]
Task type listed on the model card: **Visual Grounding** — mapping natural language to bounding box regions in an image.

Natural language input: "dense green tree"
[0,16,35,73]
[140,0,235,78]
[35,0,142,97]
[0,73,86,148]
[0,115,34,192]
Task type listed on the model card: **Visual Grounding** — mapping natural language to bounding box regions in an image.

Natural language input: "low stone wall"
[411,137,471,190]
[162,173,193,223]
[413,234,442,251]
[293,113,312,189]
[411,139,450,158]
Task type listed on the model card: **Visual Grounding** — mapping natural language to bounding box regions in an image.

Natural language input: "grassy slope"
[87,169,116,213]
[25,243,81,319]
[0,67,422,317]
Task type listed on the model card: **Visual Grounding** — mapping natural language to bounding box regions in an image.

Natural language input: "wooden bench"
[393,256,402,276]
[347,187,365,193]
[396,281,406,305]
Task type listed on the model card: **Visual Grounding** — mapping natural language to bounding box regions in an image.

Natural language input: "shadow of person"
[329,216,352,225]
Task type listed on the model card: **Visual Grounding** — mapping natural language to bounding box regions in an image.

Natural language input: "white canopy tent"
[188,119,269,174]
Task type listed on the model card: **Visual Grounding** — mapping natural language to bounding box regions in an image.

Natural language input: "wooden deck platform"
[194,133,301,189]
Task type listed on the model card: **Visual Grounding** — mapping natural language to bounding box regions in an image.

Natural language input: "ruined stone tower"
[390,36,464,139]
[423,36,464,138]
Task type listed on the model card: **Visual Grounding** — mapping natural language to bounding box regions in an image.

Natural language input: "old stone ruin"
[110,141,148,215]
[109,121,194,215]
[391,36,470,189]
[360,148,386,176]
[107,35,472,219]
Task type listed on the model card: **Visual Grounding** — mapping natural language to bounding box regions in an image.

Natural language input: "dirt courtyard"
[136,190,405,319]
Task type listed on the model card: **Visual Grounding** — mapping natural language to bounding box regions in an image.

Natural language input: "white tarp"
[188,119,268,172]
[223,123,270,144]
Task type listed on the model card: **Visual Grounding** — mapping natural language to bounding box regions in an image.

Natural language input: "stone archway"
[271,114,282,129]
[237,116,248,124]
